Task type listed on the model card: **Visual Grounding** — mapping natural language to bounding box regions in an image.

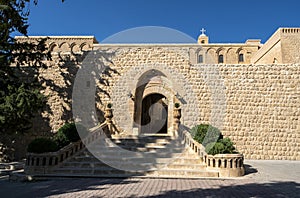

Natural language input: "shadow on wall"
[4,49,120,161]
[35,49,120,133]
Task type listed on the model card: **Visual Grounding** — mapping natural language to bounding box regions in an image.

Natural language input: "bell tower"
[198,28,209,44]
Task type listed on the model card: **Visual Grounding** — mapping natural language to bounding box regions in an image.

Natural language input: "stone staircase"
[48,135,219,178]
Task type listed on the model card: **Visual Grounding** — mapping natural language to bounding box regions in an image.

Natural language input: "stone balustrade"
[25,123,108,175]
[178,128,206,159]
[204,154,245,177]
[178,127,245,177]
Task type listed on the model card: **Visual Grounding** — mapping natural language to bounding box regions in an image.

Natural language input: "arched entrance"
[132,69,176,136]
[141,94,168,134]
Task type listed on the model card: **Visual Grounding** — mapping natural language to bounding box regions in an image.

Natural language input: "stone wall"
[12,37,300,161]
[90,46,299,160]
[281,28,300,64]
[251,28,300,64]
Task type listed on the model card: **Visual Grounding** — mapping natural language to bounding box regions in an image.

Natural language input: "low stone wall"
[204,154,245,177]
[25,123,108,175]
[178,126,245,177]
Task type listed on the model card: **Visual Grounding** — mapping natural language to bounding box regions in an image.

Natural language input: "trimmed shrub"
[27,138,59,153]
[191,124,236,155]
[54,123,89,148]
[191,124,223,146]
[205,142,225,155]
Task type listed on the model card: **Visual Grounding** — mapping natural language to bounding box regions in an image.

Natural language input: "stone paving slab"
[0,160,299,198]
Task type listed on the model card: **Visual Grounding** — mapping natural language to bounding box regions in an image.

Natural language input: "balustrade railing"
[25,123,108,174]
[177,126,244,177]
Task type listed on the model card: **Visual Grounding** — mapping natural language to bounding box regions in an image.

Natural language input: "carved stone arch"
[216,47,226,54]
[236,47,246,63]
[226,48,237,64]
[217,47,226,63]
[236,47,245,54]
[49,42,59,52]
[70,42,81,54]
[196,48,205,63]
[195,47,203,54]
[133,69,175,135]
[80,43,90,51]
[206,47,217,64]
[59,42,70,52]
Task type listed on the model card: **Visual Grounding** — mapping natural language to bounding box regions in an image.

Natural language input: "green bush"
[191,124,223,145]
[205,138,236,155]
[27,138,59,153]
[191,124,236,155]
[54,123,89,148]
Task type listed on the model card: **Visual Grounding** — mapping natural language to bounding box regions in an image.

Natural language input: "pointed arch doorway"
[141,93,168,134]
[132,69,175,136]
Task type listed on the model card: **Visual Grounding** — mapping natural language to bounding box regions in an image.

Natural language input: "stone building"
[14,27,300,160]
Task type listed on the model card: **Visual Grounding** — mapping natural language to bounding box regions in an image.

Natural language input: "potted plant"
[105,103,113,120]
[173,102,181,120]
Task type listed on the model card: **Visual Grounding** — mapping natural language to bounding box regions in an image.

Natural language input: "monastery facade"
[15,27,300,160]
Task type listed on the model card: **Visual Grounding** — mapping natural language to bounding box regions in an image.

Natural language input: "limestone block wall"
[251,28,300,64]
[92,46,299,160]
[12,38,299,161]
[281,29,300,64]
[214,64,299,160]
[94,46,205,133]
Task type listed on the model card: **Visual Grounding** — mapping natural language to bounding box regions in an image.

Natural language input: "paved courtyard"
[0,160,299,198]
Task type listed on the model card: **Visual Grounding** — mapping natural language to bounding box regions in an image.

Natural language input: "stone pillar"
[173,106,181,137]
[104,103,114,134]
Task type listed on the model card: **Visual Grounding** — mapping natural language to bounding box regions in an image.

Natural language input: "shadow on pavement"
[244,164,258,175]
[0,178,299,197]
[147,181,300,198]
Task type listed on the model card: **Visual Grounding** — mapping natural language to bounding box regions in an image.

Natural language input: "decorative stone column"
[173,103,181,137]
[104,103,114,134]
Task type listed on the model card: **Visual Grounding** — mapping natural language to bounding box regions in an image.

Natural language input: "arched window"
[198,55,203,63]
[218,55,224,63]
[239,54,244,62]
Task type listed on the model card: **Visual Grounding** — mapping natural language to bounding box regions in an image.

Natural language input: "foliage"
[205,138,236,155]
[54,122,89,148]
[191,124,236,155]
[27,137,58,153]
[190,124,223,146]
[0,0,52,134]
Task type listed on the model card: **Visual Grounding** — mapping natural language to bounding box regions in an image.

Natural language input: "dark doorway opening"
[141,94,168,134]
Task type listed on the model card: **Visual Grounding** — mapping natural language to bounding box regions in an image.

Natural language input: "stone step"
[84,147,186,154]
[52,167,155,176]
[148,169,219,178]
[68,155,183,165]
[46,135,216,178]
[166,163,206,170]
[112,142,169,148]
[172,158,204,164]
[60,161,158,168]
[111,139,171,144]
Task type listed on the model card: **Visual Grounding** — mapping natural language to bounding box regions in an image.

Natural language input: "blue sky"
[26,0,300,43]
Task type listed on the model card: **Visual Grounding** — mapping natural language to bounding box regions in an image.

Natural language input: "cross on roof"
[200,28,206,35]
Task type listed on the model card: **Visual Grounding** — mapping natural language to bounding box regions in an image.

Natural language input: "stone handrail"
[25,122,108,175]
[204,154,245,177]
[177,127,206,159]
[177,127,244,177]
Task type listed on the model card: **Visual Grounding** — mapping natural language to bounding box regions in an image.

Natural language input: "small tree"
[0,0,63,161]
